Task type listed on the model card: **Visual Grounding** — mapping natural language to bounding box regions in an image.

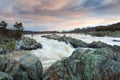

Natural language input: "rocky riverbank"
[0,35,42,54]
[0,48,119,80]
[0,34,120,80]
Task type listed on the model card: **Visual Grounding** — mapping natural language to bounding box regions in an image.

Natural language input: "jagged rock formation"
[43,48,120,80]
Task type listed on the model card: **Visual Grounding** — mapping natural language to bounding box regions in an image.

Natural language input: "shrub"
[8,41,16,51]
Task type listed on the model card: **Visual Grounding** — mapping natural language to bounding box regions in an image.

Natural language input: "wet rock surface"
[16,37,42,50]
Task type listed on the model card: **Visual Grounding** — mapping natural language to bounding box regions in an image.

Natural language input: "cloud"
[0,0,120,31]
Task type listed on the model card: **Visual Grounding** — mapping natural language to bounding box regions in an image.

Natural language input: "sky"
[0,0,120,31]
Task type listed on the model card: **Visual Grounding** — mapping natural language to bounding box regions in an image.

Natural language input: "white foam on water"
[57,33,120,46]
[25,34,74,70]
[25,33,120,71]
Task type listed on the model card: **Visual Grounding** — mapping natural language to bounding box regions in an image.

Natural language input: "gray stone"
[15,37,42,50]
[11,53,43,80]
[42,34,88,48]
[43,48,120,80]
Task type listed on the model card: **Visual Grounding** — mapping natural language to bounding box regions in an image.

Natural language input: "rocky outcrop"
[0,53,43,80]
[16,37,42,50]
[43,48,120,80]
[42,34,88,48]
[87,41,120,53]
[0,35,42,54]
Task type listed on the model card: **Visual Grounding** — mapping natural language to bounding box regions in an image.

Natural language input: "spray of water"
[25,34,74,71]
[25,34,120,71]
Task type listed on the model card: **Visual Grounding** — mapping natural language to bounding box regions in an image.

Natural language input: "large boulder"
[11,53,43,80]
[16,37,42,50]
[43,48,120,80]
[0,52,43,80]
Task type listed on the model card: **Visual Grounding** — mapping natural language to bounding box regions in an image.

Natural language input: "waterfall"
[25,34,74,71]
[25,33,120,71]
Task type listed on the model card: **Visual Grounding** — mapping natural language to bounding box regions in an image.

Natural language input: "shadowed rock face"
[0,53,43,80]
[43,48,120,80]
[11,53,43,80]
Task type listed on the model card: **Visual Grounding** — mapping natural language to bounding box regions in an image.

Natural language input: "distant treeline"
[0,21,24,38]
[66,22,120,33]
[18,22,120,35]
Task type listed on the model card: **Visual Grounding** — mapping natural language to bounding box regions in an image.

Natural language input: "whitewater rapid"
[25,34,74,71]
[25,34,120,71]
[58,34,120,46]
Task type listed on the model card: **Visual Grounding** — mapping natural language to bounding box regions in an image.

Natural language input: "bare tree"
[0,21,8,35]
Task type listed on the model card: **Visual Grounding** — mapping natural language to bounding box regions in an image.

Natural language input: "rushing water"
[25,34,74,71]
[57,34,120,46]
[25,34,120,71]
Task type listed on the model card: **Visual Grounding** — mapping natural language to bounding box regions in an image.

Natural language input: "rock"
[0,51,43,80]
[43,48,120,80]
[5,59,18,73]
[0,48,6,55]
[42,34,88,48]
[0,55,17,72]
[66,37,88,48]
[87,41,109,48]
[16,37,42,50]
[113,40,120,42]
[11,53,43,80]
[0,72,13,80]
[36,43,42,49]
[0,56,7,71]
[87,41,120,53]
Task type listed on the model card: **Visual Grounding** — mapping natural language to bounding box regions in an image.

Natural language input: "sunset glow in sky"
[0,0,120,31]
